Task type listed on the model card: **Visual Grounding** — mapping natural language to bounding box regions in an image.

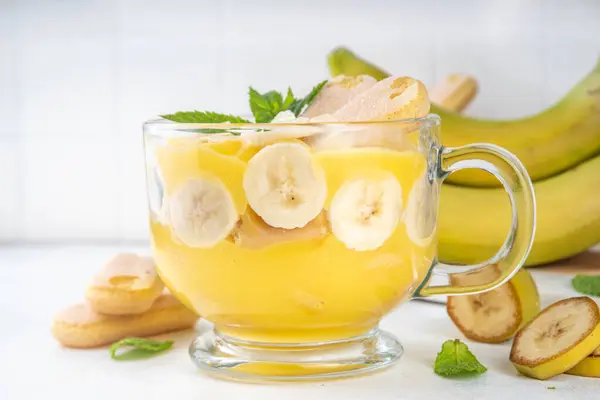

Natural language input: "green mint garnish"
[434,339,487,377]
[547,387,556,390]
[110,337,174,361]
[283,87,295,109]
[160,111,250,124]
[162,79,328,125]
[572,275,600,297]
[249,80,328,122]
[249,88,289,123]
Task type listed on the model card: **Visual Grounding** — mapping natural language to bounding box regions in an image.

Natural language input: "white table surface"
[0,244,598,400]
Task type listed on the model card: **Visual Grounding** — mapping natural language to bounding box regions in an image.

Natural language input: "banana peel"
[327,47,600,265]
[328,47,600,187]
[439,155,600,266]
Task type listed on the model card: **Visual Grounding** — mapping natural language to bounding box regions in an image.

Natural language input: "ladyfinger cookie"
[86,253,164,315]
[52,293,198,349]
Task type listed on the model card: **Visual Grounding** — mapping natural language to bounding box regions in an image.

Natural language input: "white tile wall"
[2,0,600,241]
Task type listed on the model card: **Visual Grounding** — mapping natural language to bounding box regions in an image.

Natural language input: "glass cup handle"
[416,143,536,297]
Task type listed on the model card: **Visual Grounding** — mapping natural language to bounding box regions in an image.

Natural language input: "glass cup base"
[189,327,403,382]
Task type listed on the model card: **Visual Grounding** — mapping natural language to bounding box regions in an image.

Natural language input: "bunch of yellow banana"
[327,47,600,266]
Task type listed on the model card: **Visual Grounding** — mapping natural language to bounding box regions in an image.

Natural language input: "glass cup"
[143,115,535,382]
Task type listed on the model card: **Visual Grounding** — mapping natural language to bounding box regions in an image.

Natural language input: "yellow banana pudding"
[145,70,537,380]
[150,136,434,343]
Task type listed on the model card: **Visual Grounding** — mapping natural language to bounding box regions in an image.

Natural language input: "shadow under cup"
[142,115,534,381]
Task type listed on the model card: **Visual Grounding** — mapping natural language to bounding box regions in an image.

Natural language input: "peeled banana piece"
[509,297,600,380]
[168,177,239,248]
[243,142,327,229]
[439,155,600,266]
[327,47,600,187]
[329,175,403,251]
[447,267,540,343]
[428,73,478,113]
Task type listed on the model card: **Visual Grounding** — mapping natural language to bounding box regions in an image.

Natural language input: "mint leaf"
[160,111,250,124]
[572,275,600,297]
[249,88,286,123]
[434,339,487,377]
[288,80,327,116]
[249,81,328,122]
[283,87,295,109]
[110,337,173,361]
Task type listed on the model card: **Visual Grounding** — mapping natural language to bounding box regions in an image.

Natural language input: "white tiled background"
[1,0,599,242]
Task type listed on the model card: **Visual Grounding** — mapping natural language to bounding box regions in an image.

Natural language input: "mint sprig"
[249,80,328,123]
[249,88,289,123]
[160,111,250,124]
[110,337,174,361]
[572,275,600,297]
[434,339,487,377]
[283,87,295,109]
[161,79,328,125]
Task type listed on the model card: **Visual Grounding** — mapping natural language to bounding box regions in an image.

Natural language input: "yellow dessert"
[150,135,434,344]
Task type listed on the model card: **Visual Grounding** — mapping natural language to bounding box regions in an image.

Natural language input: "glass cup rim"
[143,114,441,137]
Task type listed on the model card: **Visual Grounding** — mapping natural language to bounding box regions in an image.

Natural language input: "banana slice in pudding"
[243,142,327,229]
[329,175,403,251]
[167,177,239,248]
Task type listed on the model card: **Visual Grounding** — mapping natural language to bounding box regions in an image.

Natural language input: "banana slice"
[566,345,600,378]
[301,75,377,118]
[243,142,327,229]
[167,177,239,248]
[331,76,430,122]
[509,296,600,380]
[329,175,402,251]
[230,208,329,249]
[404,175,438,247]
[447,266,540,343]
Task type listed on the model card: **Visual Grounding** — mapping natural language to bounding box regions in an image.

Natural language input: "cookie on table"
[85,253,164,315]
[52,293,198,349]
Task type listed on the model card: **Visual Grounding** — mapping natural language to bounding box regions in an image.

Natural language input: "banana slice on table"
[243,142,327,229]
[331,76,430,122]
[329,175,402,251]
[509,296,600,380]
[447,267,540,343]
[567,345,600,378]
[301,75,377,118]
[167,177,239,248]
[403,176,438,247]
